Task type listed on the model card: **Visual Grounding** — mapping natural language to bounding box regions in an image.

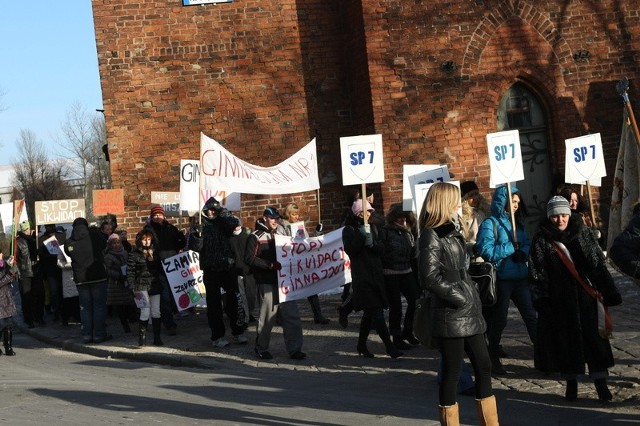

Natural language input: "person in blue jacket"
[475,184,537,375]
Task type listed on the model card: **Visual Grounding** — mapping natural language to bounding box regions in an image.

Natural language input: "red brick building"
[92,0,640,237]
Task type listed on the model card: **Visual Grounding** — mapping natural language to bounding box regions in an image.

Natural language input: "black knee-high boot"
[116,306,131,333]
[138,320,148,346]
[152,318,163,346]
[3,327,15,356]
[372,311,403,358]
[357,314,374,358]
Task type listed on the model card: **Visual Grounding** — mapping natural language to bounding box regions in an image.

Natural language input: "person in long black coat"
[342,199,402,359]
[529,196,622,402]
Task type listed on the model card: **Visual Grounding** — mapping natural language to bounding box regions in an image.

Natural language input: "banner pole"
[198,137,203,226]
[316,188,321,224]
[361,183,369,226]
[506,182,518,243]
[617,77,640,149]
[585,180,597,229]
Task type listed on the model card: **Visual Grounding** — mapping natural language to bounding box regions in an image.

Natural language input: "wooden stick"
[506,182,518,243]
[585,181,597,229]
[361,183,369,228]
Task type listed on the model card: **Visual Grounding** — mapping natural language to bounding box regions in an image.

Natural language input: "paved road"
[12,267,640,425]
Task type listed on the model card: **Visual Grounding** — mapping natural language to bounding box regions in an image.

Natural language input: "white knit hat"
[547,196,571,218]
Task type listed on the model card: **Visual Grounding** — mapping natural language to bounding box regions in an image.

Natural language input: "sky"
[0,2,103,165]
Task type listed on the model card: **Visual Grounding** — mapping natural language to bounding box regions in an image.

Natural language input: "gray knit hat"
[547,196,571,218]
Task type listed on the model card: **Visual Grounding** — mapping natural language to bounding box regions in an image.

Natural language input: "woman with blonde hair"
[418,182,498,425]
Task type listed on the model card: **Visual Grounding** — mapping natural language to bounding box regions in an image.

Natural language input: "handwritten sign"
[161,250,206,311]
[275,228,351,302]
[487,130,524,188]
[564,133,606,185]
[151,192,184,217]
[92,189,124,215]
[35,199,86,225]
[402,164,450,211]
[340,134,385,185]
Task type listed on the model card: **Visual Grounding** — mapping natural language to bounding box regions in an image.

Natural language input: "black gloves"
[512,249,527,263]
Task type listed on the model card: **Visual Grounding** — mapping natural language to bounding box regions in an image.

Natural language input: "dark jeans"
[158,274,177,330]
[487,278,537,354]
[383,272,419,336]
[77,280,108,342]
[19,275,45,325]
[203,268,245,340]
[438,333,493,406]
[44,268,63,319]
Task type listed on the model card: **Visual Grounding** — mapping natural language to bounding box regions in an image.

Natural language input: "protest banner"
[0,201,28,234]
[35,199,85,226]
[178,159,241,212]
[487,130,524,188]
[92,189,124,215]
[564,133,605,186]
[200,134,320,195]
[151,191,185,217]
[161,250,206,311]
[402,164,450,211]
[275,228,351,303]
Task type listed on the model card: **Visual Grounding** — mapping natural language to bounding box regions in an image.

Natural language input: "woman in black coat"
[127,230,164,347]
[342,199,402,359]
[418,183,497,425]
[529,196,622,402]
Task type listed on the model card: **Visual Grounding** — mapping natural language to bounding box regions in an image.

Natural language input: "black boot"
[3,327,15,356]
[138,320,148,347]
[393,335,412,350]
[309,295,330,324]
[565,379,578,401]
[374,316,403,358]
[117,307,131,333]
[356,315,374,358]
[152,318,163,346]
[594,378,612,402]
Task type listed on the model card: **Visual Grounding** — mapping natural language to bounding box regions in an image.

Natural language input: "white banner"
[178,159,241,212]
[0,202,28,234]
[565,133,605,185]
[161,250,206,311]
[200,134,319,195]
[487,130,524,188]
[275,228,351,303]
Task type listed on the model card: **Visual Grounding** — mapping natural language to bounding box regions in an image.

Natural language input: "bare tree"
[12,129,75,224]
[58,102,112,200]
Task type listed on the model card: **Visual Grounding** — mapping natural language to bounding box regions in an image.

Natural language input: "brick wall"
[93,0,640,236]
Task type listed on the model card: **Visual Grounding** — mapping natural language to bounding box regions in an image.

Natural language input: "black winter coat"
[379,222,415,272]
[190,210,239,272]
[529,214,620,375]
[342,214,388,311]
[609,213,640,279]
[145,220,185,260]
[418,223,486,338]
[127,233,163,295]
[64,224,107,285]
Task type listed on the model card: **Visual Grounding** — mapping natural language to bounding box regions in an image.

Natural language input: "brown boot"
[438,402,459,426]
[476,395,499,426]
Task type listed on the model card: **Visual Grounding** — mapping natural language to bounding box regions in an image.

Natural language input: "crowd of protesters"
[2,179,635,426]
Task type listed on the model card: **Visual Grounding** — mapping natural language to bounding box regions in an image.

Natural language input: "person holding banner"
[342,199,402,359]
[529,196,621,402]
[189,197,247,348]
[475,185,536,375]
[417,182,497,425]
[245,207,306,361]
[16,221,45,329]
[127,229,164,346]
[145,206,185,336]
[281,202,330,325]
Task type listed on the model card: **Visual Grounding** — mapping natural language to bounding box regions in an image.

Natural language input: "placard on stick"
[487,130,524,188]
[564,133,606,186]
[339,135,385,186]
[93,189,124,215]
